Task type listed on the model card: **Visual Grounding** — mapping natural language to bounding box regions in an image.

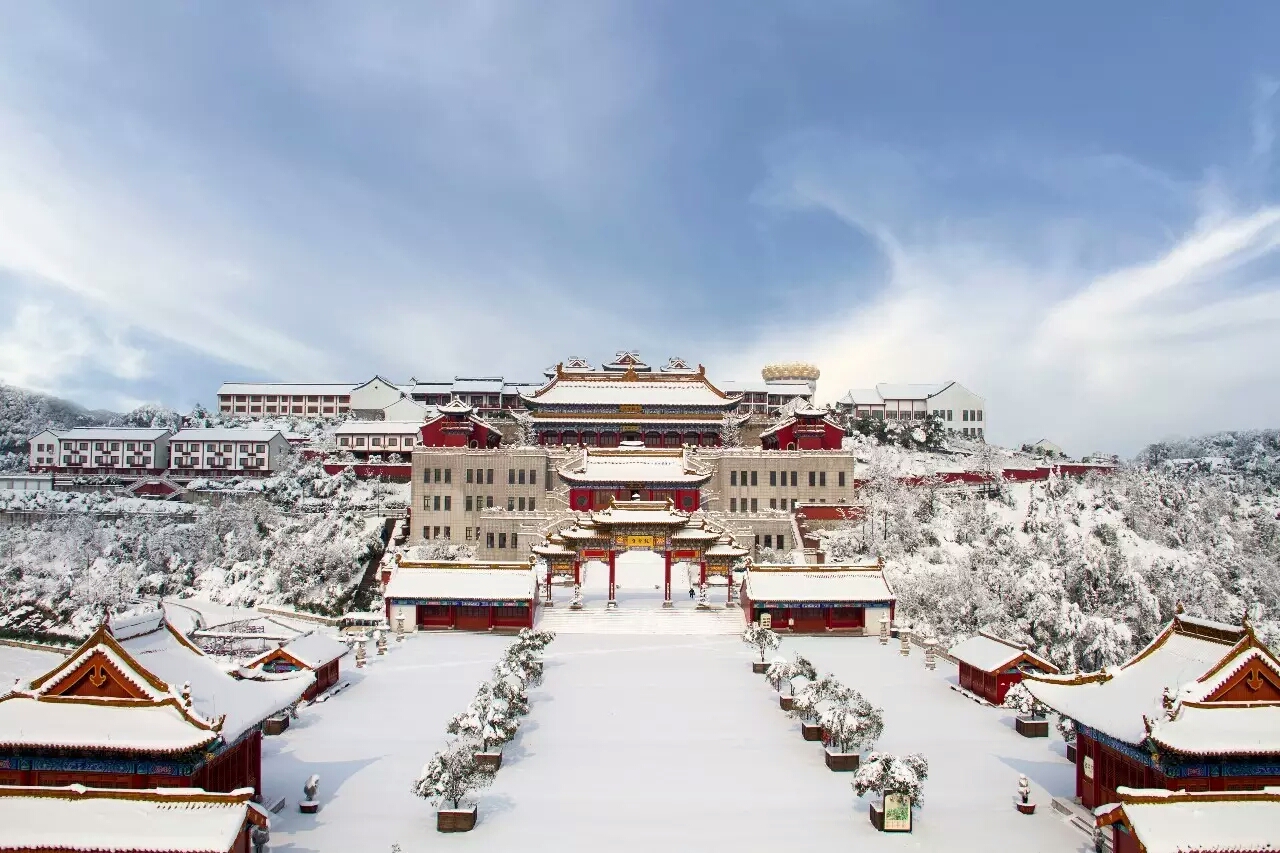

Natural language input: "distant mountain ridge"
[0,383,118,455]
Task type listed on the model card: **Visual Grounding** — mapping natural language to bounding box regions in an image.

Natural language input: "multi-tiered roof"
[521,353,740,441]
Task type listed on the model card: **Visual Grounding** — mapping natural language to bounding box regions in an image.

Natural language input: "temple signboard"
[883,794,912,831]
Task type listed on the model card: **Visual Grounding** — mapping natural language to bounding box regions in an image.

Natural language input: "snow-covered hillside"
[825,444,1280,670]
[0,463,402,639]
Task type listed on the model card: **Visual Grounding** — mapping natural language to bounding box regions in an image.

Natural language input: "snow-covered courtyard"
[261,630,1088,852]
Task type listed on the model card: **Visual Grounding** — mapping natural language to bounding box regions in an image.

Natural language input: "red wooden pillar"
[545,562,554,606]
[699,560,707,586]
[573,559,581,585]
[607,550,617,609]
[824,606,832,631]
[663,550,672,607]
[487,606,496,631]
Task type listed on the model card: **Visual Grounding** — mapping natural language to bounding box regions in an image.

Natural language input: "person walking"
[688,587,695,600]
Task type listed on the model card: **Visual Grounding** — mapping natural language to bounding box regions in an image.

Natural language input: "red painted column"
[573,559,581,585]
[824,607,832,631]
[488,606,495,631]
[663,550,672,607]
[545,562,554,605]
[607,551,617,608]
[699,560,707,586]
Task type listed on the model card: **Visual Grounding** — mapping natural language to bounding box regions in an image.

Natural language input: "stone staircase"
[536,605,746,635]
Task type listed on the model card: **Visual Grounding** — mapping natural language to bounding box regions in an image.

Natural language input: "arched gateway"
[532,498,748,609]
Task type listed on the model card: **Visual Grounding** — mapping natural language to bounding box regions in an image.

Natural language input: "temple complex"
[1025,613,1280,808]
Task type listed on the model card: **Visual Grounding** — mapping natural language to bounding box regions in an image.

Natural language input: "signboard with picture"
[759,613,772,629]
[883,793,912,832]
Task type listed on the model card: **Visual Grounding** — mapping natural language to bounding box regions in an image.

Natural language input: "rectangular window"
[838,471,846,487]
[790,471,798,487]
[770,498,777,509]
[777,534,785,549]
[740,470,748,487]
[433,468,441,482]
[507,497,515,511]
[487,469,494,484]
[518,469,525,485]
[499,533,507,549]
[466,469,474,483]
[444,526,451,540]
[444,496,452,511]
[486,532,495,548]
[466,495,474,511]
[423,526,429,540]
[819,471,826,487]
[963,410,969,422]
[444,468,451,483]
[424,469,431,483]
[808,471,816,487]
[977,410,983,422]
[423,496,430,509]
[755,534,761,547]
[750,471,758,486]
[486,496,493,508]
[518,497,526,511]
[947,409,953,421]
[730,498,737,512]
[529,469,537,485]
[764,534,773,548]
[433,526,441,539]
[433,495,441,511]
[730,471,738,487]
[770,471,777,487]
[509,469,516,484]
[750,498,758,512]
[529,497,536,512]
[790,499,798,510]
[466,527,472,541]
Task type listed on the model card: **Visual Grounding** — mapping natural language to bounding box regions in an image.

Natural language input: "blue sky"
[1,2,1278,455]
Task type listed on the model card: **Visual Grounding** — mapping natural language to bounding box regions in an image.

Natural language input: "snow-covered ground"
[264,631,1087,852]
[0,644,65,686]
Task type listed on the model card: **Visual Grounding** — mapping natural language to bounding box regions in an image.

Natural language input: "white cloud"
[0,301,146,392]
[731,147,1280,457]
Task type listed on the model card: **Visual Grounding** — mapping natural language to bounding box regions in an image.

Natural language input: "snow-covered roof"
[590,500,691,526]
[524,372,738,407]
[171,429,285,442]
[947,631,1058,675]
[333,421,425,434]
[0,698,219,754]
[384,566,536,602]
[53,428,171,441]
[875,382,953,400]
[718,379,813,395]
[840,388,884,406]
[758,409,844,440]
[0,785,262,853]
[115,615,311,744]
[558,448,711,485]
[1150,703,1280,756]
[1024,617,1246,747]
[1097,788,1280,853]
[218,382,353,396]
[249,630,349,671]
[744,565,894,604]
[452,378,505,393]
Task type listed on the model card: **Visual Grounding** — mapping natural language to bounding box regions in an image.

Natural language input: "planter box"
[437,807,477,833]
[824,750,860,772]
[1016,716,1049,738]
[869,802,884,831]
[263,714,290,736]
[779,695,794,711]
[801,723,823,741]
[1066,743,1076,763]
[299,800,318,814]
[475,751,503,771]
[1016,801,1036,815]
[752,661,769,674]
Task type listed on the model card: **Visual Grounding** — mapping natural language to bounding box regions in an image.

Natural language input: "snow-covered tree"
[790,673,845,723]
[742,623,781,662]
[1001,682,1046,719]
[446,682,519,753]
[852,752,929,807]
[411,738,495,809]
[1056,714,1076,745]
[821,691,884,755]
[765,653,817,695]
[720,413,744,448]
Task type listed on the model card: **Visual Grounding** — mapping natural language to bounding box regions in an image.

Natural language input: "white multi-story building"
[217,375,539,420]
[168,429,290,477]
[333,421,423,460]
[720,362,818,417]
[837,382,987,438]
[35,428,172,475]
[217,383,352,417]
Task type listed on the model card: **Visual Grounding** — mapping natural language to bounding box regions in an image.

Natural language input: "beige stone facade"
[410,443,857,561]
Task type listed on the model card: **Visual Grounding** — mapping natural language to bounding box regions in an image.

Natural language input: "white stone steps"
[536,606,746,635]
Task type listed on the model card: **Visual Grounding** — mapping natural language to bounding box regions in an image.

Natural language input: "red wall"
[762,417,845,450]
[419,415,499,449]
[568,487,700,512]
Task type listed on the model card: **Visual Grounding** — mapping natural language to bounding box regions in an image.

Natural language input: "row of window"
[422,468,541,485]
[226,395,350,403]
[422,495,539,512]
[339,435,414,448]
[540,432,721,448]
[961,427,985,438]
[172,442,267,453]
[729,497,808,512]
[227,405,346,415]
[63,455,153,467]
[421,527,519,550]
[728,470,847,488]
[753,534,786,550]
[54,441,156,453]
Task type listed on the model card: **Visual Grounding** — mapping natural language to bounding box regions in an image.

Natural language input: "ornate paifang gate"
[531,498,748,609]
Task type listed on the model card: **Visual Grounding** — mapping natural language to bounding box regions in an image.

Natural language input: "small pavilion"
[243,630,350,701]
[740,563,895,634]
[383,559,537,631]
[531,498,748,608]
[948,630,1059,705]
